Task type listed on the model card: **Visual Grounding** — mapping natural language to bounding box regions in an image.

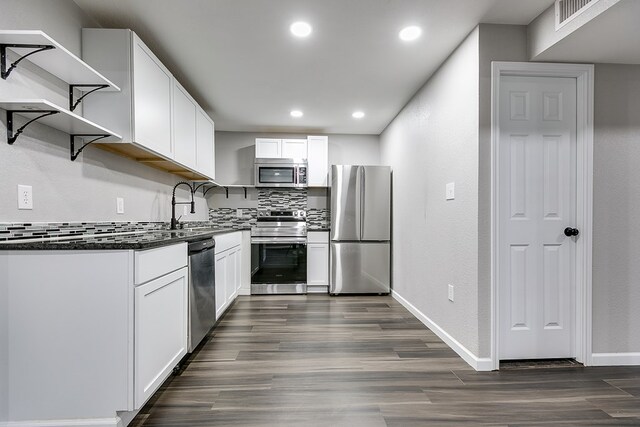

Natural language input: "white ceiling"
[73,0,554,134]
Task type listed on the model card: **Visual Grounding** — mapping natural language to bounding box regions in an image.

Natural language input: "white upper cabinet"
[255,138,282,158]
[196,107,216,180]
[281,138,308,159]
[307,135,329,187]
[254,136,328,186]
[131,33,173,158]
[81,29,215,180]
[255,138,308,159]
[172,81,197,169]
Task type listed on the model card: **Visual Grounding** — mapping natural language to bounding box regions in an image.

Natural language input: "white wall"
[477,25,528,356]
[381,27,481,355]
[0,0,209,224]
[592,63,640,353]
[380,24,527,360]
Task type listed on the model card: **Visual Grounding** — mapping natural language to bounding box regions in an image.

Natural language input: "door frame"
[490,62,594,370]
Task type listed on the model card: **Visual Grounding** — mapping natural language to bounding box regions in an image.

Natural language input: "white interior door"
[498,75,577,360]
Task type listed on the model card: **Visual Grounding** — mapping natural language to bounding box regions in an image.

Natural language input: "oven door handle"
[251,237,307,244]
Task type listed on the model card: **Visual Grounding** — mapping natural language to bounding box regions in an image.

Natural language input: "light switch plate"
[18,185,33,210]
[446,182,455,200]
[183,205,189,216]
[116,197,124,214]
[448,284,454,302]
[236,208,243,218]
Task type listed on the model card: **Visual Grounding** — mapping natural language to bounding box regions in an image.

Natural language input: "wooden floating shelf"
[0,30,120,91]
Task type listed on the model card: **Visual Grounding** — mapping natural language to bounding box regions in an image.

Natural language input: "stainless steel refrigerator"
[330,165,391,295]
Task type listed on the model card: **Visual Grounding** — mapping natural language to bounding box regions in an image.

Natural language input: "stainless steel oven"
[251,210,307,294]
[254,158,308,188]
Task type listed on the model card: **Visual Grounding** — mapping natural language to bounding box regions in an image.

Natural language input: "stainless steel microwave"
[254,158,308,188]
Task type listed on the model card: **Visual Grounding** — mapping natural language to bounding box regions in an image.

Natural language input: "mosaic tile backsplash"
[307,208,330,230]
[209,208,257,229]
[0,221,166,242]
[257,188,307,210]
[1,189,328,241]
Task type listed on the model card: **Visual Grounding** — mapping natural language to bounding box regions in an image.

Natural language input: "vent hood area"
[528,0,640,64]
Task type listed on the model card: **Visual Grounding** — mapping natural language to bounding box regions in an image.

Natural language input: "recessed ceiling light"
[352,111,365,119]
[290,21,312,38]
[399,26,422,42]
[290,110,303,118]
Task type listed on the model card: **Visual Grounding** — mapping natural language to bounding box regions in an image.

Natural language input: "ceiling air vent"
[555,0,598,29]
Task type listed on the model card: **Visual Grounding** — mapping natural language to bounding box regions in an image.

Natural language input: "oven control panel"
[257,210,306,220]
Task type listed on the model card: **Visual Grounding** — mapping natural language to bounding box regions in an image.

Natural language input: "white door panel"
[499,76,577,360]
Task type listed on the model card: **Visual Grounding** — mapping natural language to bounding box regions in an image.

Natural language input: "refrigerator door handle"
[360,166,366,238]
[355,166,362,240]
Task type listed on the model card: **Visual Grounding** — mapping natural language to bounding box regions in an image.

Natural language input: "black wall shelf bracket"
[69,84,109,111]
[6,110,59,144]
[193,183,250,199]
[1,44,55,80]
[194,182,217,197]
[70,134,109,161]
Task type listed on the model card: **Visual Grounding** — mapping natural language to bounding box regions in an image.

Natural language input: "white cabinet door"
[215,251,227,319]
[172,81,197,169]
[236,246,243,294]
[307,243,329,286]
[282,138,308,159]
[132,34,173,158]
[307,135,329,186]
[255,138,281,158]
[226,248,239,302]
[134,267,187,409]
[196,107,215,179]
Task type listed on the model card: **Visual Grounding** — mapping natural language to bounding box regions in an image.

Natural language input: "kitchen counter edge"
[0,228,250,251]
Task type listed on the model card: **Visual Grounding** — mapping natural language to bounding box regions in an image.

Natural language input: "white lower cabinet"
[134,267,188,408]
[0,242,188,425]
[307,231,329,293]
[215,231,243,319]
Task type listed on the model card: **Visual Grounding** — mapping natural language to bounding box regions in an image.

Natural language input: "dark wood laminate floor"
[131,295,640,426]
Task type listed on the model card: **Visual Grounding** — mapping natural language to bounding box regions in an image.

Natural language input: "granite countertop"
[0,227,250,251]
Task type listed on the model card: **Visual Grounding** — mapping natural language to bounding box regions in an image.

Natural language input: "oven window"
[259,167,295,184]
[251,243,307,284]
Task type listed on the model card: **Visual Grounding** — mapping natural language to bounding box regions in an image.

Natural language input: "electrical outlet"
[448,284,454,302]
[116,197,124,214]
[18,185,33,210]
[446,182,455,200]
[236,208,243,218]
[183,205,189,216]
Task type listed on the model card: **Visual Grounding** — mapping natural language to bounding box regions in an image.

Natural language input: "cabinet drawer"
[135,243,187,285]
[307,231,329,244]
[215,232,242,254]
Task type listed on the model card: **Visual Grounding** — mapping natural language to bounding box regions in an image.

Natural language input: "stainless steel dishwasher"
[187,237,216,352]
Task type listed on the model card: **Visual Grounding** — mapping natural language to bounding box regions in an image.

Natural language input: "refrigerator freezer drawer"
[330,242,390,294]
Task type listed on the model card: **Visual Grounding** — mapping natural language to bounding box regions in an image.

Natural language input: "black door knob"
[564,227,579,237]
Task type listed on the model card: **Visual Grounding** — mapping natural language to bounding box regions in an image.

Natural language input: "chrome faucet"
[171,181,195,230]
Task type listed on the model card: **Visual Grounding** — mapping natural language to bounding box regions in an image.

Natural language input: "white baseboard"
[4,418,121,427]
[238,288,251,296]
[391,290,493,371]
[591,352,640,366]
